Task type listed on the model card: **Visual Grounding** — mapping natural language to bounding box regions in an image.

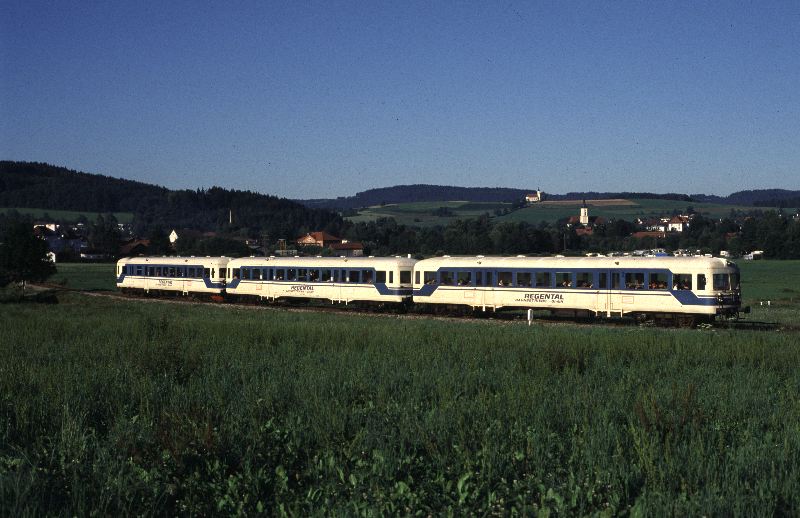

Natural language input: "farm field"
[346,200,511,227]
[49,262,117,291]
[2,261,800,514]
[0,207,134,223]
[498,198,770,225]
[345,198,774,227]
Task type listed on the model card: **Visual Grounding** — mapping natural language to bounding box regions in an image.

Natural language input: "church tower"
[579,200,589,225]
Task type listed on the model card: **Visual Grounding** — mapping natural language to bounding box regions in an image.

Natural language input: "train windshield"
[713,272,740,291]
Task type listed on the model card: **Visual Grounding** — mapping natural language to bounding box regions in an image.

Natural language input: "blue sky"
[2,1,798,199]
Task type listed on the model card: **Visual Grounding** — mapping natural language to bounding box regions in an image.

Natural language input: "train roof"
[227,256,417,268]
[414,255,735,270]
[117,256,231,265]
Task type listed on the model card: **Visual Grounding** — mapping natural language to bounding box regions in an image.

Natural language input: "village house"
[566,201,606,235]
[296,231,342,248]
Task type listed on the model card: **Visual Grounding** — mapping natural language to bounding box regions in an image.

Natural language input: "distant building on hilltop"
[525,190,543,204]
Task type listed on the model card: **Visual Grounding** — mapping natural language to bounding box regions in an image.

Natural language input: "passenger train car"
[412,256,742,323]
[116,254,743,324]
[224,256,417,304]
[116,256,230,297]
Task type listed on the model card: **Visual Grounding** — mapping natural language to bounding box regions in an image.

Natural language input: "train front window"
[673,274,692,290]
[400,270,411,284]
[713,273,730,291]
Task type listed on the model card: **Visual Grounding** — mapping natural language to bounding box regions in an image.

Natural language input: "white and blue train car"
[116,256,231,296]
[225,256,417,304]
[412,256,742,323]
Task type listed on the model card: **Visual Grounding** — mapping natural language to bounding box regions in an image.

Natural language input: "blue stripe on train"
[412,285,718,306]
[116,274,225,290]
[227,279,412,296]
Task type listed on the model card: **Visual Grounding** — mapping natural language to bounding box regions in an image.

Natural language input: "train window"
[273,269,282,281]
[309,269,319,282]
[267,268,274,280]
[576,272,592,288]
[287,269,296,281]
[256,268,264,280]
[556,272,572,288]
[350,270,361,283]
[475,271,483,285]
[612,272,622,289]
[517,272,532,287]
[498,271,512,287]
[376,271,387,283]
[441,271,454,285]
[361,270,373,283]
[415,271,421,284]
[649,273,667,290]
[169,267,176,277]
[321,269,332,282]
[136,266,143,276]
[457,271,471,286]
[204,268,210,278]
[232,268,240,279]
[625,272,644,289]
[599,272,608,289]
[535,272,551,288]
[400,270,411,284]
[296,269,306,281]
[713,274,730,291]
[673,273,691,290]
[697,274,706,290]
[424,271,437,285]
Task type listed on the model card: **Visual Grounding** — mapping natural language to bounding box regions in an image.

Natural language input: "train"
[116,254,745,325]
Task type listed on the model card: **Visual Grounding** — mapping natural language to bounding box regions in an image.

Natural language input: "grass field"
[2,260,798,514]
[345,198,774,227]
[49,263,117,291]
[0,207,134,223]
[346,201,511,227]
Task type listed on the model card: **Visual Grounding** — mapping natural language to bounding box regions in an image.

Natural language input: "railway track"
[33,283,786,332]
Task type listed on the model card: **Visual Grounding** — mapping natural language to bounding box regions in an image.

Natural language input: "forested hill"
[300,184,800,209]
[301,185,534,209]
[0,161,344,235]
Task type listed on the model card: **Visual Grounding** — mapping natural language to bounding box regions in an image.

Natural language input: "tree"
[0,219,56,296]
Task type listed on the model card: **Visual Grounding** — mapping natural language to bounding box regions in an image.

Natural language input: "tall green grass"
[2,293,799,515]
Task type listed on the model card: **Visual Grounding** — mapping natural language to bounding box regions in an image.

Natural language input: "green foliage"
[2,293,800,514]
[0,218,56,290]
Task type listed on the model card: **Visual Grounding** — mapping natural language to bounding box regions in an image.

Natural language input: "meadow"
[346,198,772,227]
[1,260,799,515]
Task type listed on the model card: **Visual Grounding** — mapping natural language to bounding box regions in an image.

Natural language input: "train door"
[473,270,492,310]
[607,270,623,316]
